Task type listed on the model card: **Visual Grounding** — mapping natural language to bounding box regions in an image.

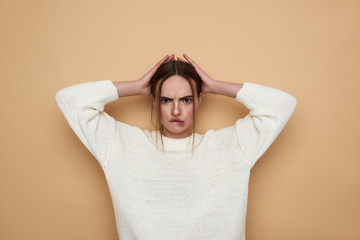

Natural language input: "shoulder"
[202,125,237,147]
[113,121,152,145]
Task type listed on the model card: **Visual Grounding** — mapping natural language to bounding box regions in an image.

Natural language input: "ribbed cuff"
[235,81,297,113]
[94,80,119,105]
[235,82,258,103]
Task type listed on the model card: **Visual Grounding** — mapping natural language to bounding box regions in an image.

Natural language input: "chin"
[163,127,192,138]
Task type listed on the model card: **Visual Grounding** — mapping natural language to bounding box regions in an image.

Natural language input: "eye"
[160,98,171,104]
[182,98,193,104]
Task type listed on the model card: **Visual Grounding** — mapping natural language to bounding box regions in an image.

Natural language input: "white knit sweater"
[55,80,297,240]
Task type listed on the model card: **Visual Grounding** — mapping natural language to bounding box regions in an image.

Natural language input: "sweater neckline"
[149,131,203,153]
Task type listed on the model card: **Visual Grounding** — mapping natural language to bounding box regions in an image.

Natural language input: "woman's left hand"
[178,53,216,94]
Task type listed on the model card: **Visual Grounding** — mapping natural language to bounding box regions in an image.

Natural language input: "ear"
[151,94,156,105]
[152,95,159,110]
[197,92,203,105]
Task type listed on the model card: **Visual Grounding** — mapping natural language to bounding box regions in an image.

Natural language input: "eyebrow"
[160,95,194,99]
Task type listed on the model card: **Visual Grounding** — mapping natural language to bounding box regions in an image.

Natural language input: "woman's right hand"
[113,54,174,98]
[137,54,175,95]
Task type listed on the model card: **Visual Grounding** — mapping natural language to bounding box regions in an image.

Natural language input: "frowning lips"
[170,118,184,125]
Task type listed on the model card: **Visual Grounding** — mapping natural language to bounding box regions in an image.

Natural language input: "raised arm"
[55,80,119,168]
[112,54,175,97]
[55,54,174,168]
[181,53,244,97]
[233,82,296,167]
[181,53,297,167]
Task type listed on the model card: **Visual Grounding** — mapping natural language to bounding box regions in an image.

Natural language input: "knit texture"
[55,80,297,240]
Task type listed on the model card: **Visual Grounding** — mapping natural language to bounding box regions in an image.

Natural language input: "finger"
[167,54,175,62]
[183,53,193,63]
[144,55,168,77]
[150,54,171,74]
[183,53,194,64]
[154,55,169,68]
[177,57,186,62]
[184,53,203,72]
[163,54,174,65]
[183,53,199,68]
[183,54,211,80]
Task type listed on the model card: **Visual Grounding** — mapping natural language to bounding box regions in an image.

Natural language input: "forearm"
[207,80,244,98]
[112,80,148,98]
[55,80,119,167]
[233,82,297,167]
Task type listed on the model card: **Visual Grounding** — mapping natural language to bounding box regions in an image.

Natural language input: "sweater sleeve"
[234,82,297,168]
[55,80,119,168]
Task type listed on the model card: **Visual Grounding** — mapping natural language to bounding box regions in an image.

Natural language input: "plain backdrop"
[1,0,359,239]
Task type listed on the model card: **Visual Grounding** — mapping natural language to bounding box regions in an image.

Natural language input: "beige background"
[1,0,359,239]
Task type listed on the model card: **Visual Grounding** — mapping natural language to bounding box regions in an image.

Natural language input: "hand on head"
[139,53,215,95]
[180,54,215,94]
[138,54,175,95]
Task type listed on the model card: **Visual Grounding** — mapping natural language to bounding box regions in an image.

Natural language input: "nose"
[171,101,181,116]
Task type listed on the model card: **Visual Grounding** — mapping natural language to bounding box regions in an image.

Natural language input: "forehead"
[160,75,194,97]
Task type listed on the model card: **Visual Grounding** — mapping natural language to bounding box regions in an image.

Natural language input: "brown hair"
[148,60,202,151]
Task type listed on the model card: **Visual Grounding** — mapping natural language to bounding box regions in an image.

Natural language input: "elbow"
[55,90,63,109]
[287,94,297,115]
[271,94,297,130]
[55,89,70,111]
[55,89,76,112]
[278,92,297,117]
[276,94,297,129]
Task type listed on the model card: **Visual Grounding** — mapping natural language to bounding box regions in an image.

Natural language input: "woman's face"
[154,75,201,139]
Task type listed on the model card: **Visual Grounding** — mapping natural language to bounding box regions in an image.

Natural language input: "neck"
[161,129,193,139]
[150,131,202,153]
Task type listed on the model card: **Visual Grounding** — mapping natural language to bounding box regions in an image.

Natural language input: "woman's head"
[149,60,203,139]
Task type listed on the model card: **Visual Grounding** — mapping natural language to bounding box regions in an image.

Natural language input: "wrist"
[205,80,220,94]
[113,80,148,98]
[205,80,243,98]
[136,79,151,95]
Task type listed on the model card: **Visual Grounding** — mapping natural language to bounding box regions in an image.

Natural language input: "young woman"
[55,54,297,240]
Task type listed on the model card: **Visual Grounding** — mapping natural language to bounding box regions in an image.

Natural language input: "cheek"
[184,105,194,118]
[160,105,169,118]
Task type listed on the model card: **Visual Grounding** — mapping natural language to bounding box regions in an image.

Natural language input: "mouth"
[170,118,184,125]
